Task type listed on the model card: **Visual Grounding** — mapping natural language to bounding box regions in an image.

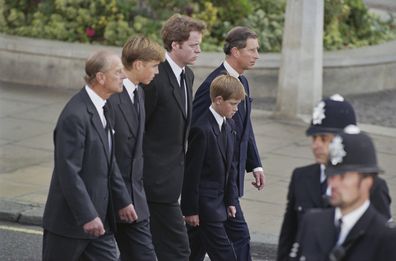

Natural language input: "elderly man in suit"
[142,14,206,261]
[192,26,265,260]
[42,50,136,260]
[277,95,391,261]
[108,36,165,261]
[290,126,396,261]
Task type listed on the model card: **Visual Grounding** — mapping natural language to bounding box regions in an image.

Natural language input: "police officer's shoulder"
[292,163,320,178]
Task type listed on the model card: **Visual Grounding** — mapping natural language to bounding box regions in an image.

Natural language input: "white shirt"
[123,78,138,104]
[209,106,226,131]
[334,200,370,245]
[320,164,331,196]
[222,60,263,173]
[166,52,184,85]
[166,53,187,111]
[85,85,107,128]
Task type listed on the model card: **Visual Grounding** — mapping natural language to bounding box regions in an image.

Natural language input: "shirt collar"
[123,78,138,97]
[209,105,226,131]
[223,60,240,78]
[166,52,184,82]
[335,200,370,242]
[85,85,106,109]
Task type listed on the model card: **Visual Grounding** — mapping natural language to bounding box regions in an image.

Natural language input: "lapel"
[82,89,111,163]
[342,205,374,248]
[224,120,234,181]
[209,114,227,163]
[163,61,188,119]
[119,86,138,138]
[304,164,323,207]
[136,86,145,138]
[235,74,250,134]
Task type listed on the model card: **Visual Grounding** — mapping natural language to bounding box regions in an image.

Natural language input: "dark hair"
[223,26,258,55]
[161,14,206,52]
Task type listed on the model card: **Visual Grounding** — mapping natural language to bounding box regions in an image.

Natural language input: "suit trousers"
[188,221,237,261]
[42,230,117,261]
[224,199,252,261]
[115,219,157,261]
[149,201,190,261]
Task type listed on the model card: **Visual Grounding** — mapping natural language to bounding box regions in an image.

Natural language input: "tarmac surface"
[0,80,395,260]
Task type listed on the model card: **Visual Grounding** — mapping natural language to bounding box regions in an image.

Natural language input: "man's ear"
[133,60,143,71]
[171,41,180,51]
[230,47,240,58]
[214,96,223,105]
[95,72,105,85]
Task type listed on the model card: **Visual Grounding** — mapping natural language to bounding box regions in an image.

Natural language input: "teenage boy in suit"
[181,75,245,261]
[142,14,206,260]
[42,50,136,260]
[108,36,165,261]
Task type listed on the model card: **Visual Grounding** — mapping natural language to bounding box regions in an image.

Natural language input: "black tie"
[180,70,186,114]
[221,119,227,150]
[237,75,247,120]
[102,103,112,153]
[133,88,139,115]
[321,178,328,195]
[335,218,343,245]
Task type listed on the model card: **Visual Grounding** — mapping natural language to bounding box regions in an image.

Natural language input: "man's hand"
[185,215,200,227]
[252,170,266,190]
[83,217,105,237]
[228,206,237,218]
[118,204,138,223]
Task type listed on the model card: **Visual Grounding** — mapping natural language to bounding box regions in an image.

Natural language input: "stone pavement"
[1,81,396,260]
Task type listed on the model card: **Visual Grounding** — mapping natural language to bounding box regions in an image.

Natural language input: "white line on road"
[0,225,43,235]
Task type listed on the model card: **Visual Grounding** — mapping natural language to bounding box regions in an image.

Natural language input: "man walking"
[142,14,206,261]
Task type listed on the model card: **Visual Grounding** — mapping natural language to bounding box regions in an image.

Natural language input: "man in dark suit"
[108,36,165,261]
[142,14,206,261]
[277,95,392,261]
[192,26,265,260]
[290,127,396,261]
[181,75,246,261]
[42,50,136,260]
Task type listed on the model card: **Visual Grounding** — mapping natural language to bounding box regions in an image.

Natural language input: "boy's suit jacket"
[192,63,261,197]
[109,85,149,222]
[181,110,238,222]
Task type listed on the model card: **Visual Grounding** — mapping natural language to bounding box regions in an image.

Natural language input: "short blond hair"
[122,35,165,70]
[210,75,245,101]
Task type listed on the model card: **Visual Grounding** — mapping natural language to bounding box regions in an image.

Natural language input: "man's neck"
[168,52,185,68]
[225,56,244,75]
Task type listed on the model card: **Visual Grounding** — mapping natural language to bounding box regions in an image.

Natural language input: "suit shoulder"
[292,163,319,177]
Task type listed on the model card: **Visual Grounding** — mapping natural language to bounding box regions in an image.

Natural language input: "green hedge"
[0,0,395,52]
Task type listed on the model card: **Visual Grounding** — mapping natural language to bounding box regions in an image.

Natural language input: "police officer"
[290,126,396,261]
[277,95,391,261]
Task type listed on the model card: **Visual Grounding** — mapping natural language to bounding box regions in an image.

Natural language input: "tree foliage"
[0,0,394,51]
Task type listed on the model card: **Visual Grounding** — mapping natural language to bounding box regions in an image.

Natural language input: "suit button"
[298,206,302,211]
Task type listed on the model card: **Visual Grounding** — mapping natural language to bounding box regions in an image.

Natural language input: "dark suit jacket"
[181,110,238,222]
[277,163,392,261]
[43,88,131,239]
[143,60,194,203]
[192,63,261,197]
[291,206,396,261]
[109,86,149,222]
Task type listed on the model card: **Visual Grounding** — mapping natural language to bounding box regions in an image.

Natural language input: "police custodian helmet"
[325,125,383,177]
[306,94,356,136]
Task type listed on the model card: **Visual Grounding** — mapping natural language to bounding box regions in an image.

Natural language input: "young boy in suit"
[181,74,245,261]
[108,36,165,260]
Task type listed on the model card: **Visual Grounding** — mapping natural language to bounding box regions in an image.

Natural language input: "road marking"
[0,225,43,235]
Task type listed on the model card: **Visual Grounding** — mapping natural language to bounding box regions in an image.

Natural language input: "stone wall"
[1,34,395,97]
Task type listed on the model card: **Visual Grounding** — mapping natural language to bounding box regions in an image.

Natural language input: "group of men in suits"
[43,13,267,261]
[277,95,396,261]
